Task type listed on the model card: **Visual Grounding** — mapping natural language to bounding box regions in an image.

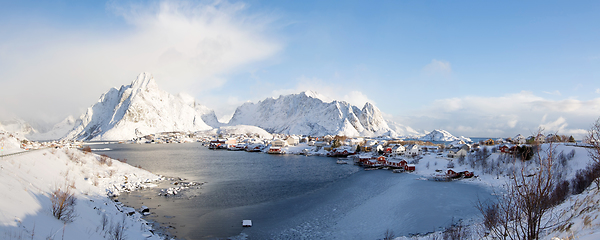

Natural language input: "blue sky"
[1,0,599,138]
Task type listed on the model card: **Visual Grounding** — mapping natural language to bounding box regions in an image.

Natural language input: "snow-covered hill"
[28,115,76,141]
[0,119,37,136]
[418,129,472,142]
[0,132,163,239]
[64,73,218,141]
[386,120,420,138]
[227,91,397,137]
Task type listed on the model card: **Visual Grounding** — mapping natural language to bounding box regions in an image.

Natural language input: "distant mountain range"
[3,73,440,141]
[228,91,401,137]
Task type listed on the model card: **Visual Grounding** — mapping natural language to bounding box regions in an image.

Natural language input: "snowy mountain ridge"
[227,91,398,137]
[64,73,218,141]
[418,129,472,142]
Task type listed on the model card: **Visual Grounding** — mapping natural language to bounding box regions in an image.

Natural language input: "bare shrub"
[110,215,127,240]
[442,220,469,240]
[588,117,600,165]
[100,213,109,232]
[477,133,559,240]
[50,186,77,223]
[383,229,395,240]
[82,146,92,154]
[99,154,109,165]
[571,165,596,194]
[446,161,455,168]
[549,179,570,207]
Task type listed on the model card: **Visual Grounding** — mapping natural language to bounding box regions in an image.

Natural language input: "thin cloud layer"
[422,59,452,77]
[0,0,281,123]
[399,91,599,139]
[269,76,376,108]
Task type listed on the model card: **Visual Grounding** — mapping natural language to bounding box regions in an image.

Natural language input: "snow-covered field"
[0,132,164,239]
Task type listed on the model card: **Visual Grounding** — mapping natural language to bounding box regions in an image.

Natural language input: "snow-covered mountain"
[0,119,37,136]
[227,91,397,137]
[418,129,472,142]
[386,119,420,138]
[64,73,218,141]
[28,115,76,141]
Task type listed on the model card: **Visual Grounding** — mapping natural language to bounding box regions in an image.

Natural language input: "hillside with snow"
[227,91,398,137]
[0,132,163,239]
[64,73,219,141]
[418,129,472,142]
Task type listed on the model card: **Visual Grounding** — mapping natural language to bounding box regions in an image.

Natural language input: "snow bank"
[0,134,163,239]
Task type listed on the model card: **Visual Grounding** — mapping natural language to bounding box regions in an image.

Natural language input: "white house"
[448,148,468,158]
[286,136,300,146]
[392,145,406,156]
[406,144,421,156]
[422,146,440,153]
[271,139,287,148]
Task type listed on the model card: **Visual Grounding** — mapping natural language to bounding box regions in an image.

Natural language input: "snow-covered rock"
[64,73,218,141]
[418,129,471,142]
[227,91,397,137]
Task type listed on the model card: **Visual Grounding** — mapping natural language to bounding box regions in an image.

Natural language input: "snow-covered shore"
[390,143,600,240]
[0,132,164,239]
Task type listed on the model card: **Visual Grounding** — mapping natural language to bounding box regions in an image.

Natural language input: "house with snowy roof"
[286,136,300,146]
[406,144,421,156]
[392,145,406,156]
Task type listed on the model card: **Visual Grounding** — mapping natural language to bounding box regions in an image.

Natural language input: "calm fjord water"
[97,142,491,240]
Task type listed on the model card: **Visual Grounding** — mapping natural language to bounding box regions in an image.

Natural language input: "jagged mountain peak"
[64,73,217,141]
[228,92,397,137]
[300,90,332,103]
[129,72,157,91]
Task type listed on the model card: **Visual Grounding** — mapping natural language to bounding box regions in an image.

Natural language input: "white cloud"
[269,76,376,108]
[596,88,600,94]
[0,0,281,123]
[422,59,452,77]
[543,90,561,96]
[398,91,600,139]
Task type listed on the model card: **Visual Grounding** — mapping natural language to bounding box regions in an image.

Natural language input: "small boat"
[242,220,252,227]
[336,160,349,164]
[393,169,404,173]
